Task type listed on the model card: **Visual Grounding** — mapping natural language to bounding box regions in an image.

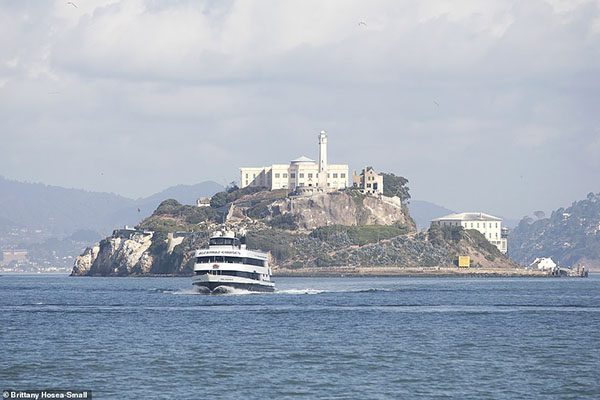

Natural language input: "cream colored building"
[353,166,384,195]
[240,131,349,191]
[430,212,508,254]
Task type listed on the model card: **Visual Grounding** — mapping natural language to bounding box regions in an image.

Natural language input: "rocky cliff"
[268,192,412,230]
[72,187,516,276]
[72,230,154,276]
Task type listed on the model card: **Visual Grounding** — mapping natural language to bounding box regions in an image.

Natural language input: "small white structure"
[240,131,349,191]
[431,212,507,253]
[196,198,210,207]
[530,257,557,271]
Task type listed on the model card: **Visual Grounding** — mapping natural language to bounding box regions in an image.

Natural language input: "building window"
[299,173,304,178]
[341,173,346,178]
[333,173,338,178]
[367,183,371,188]
[253,174,256,178]
[327,183,330,187]
[470,223,473,228]
[275,173,280,178]
[290,173,295,178]
[327,173,330,178]
[477,223,479,228]
[308,173,313,178]
[245,180,248,185]
[245,174,248,178]
[299,183,304,187]
[496,223,498,228]
[283,173,288,178]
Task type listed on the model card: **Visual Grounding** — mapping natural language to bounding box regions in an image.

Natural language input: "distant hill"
[408,200,455,230]
[0,176,223,237]
[508,192,600,268]
[136,181,224,214]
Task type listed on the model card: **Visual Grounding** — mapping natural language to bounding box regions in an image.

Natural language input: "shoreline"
[272,266,553,278]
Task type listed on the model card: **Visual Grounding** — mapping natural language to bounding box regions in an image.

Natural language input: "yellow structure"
[458,256,471,268]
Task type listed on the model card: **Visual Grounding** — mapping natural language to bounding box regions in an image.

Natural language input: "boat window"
[197,256,265,267]
[195,270,264,280]
[243,258,265,267]
[209,238,235,246]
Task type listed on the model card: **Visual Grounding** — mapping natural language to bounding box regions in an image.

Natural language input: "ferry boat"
[193,231,275,293]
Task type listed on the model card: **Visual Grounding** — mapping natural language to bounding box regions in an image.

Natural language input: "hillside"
[508,192,600,268]
[0,176,223,269]
[0,176,223,236]
[72,186,519,276]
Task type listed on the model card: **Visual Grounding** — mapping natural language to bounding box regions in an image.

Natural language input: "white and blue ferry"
[193,231,275,293]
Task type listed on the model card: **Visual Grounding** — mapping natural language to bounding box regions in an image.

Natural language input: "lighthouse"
[318,130,328,188]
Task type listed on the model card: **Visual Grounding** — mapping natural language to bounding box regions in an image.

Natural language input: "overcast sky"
[1,0,599,219]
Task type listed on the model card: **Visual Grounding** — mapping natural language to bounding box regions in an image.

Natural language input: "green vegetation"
[509,192,600,266]
[311,224,409,246]
[381,173,410,202]
[210,185,265,208]
[267,214,298,230]
[245,201,271,219]
[466,229,500,261]
[148,231,169,254]
[247,229,297,263]
[139,199,219,232]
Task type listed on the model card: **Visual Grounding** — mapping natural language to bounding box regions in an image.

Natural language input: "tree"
[227,182,239,193]
[381,173,411,202]
[519,216,533,227]
[210,191,228,208]
[533,210,545,219]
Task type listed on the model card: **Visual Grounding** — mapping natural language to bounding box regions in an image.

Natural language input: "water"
[1,274,599,399]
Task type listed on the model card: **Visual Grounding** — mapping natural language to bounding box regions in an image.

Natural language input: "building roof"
[432,212,502,222]
[290,156,316,165]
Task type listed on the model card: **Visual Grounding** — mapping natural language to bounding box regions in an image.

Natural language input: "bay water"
[1,274,599,399]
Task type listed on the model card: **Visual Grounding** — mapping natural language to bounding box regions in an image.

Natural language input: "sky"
[0,0,599,219]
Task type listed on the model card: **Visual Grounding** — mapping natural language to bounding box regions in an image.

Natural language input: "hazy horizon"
[1,0,598,219]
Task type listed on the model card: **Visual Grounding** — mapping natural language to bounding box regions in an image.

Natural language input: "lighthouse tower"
[318,130,328,188]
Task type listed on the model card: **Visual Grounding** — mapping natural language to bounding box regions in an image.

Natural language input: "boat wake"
[153,287,395,296]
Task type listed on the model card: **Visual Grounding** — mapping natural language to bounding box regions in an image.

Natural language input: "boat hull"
[192,279,275,293]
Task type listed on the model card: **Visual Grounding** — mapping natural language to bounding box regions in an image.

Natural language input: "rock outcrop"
[71,230,154,276]
[71,245,100,276]
[271,192,413,230]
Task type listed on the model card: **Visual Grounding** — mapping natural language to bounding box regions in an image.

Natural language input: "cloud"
[0,0,599,217]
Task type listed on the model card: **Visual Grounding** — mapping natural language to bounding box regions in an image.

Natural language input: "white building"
[529,257,557,271]
[240,131,349,191]
[430,212,508,254]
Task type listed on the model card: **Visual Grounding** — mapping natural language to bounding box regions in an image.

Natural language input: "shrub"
[311,224,407,246]
[154,199,183,215]
[268,214,298,230]
[246,229,297,263]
